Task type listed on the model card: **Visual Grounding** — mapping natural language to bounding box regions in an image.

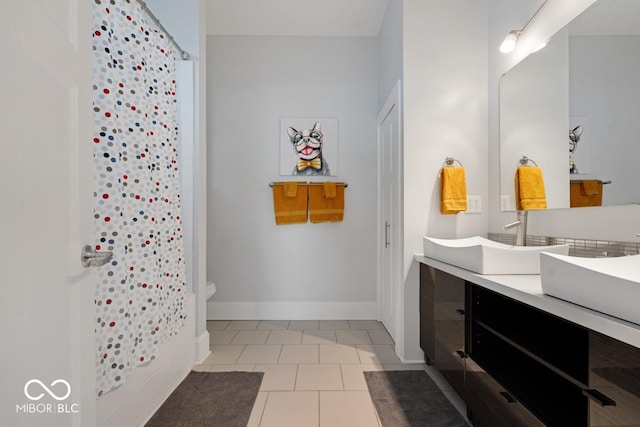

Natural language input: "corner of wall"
[194,329,211,365]
[400,0,489,362]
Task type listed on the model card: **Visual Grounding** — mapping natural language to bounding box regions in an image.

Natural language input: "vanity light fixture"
[531,40,548,53]
[499,30,520,53]
[499,0,550,53]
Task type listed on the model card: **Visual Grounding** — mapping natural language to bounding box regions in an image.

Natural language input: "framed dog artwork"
[279,118,338,176]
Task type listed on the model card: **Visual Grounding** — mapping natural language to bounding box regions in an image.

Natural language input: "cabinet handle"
[499,391,516,404]
[455,309,465,315]
[455,350,467,359]
[582,389,616,407]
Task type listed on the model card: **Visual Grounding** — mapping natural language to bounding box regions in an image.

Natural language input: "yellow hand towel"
[440,167,468,215]
[515,166,547,210]
[309,182,344,223]
[322,182,337,199]
[569,180,602,207]
[283,181,299,198]
[273,182,308,225]
[580,180,601,196]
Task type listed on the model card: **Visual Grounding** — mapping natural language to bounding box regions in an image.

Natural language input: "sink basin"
[423,236,569,275]
[540,252,640,325]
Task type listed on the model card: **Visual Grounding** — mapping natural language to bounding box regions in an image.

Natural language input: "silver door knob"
[81,245,113,268]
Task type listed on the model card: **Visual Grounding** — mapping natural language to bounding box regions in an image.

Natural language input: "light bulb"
[499,30,519,53]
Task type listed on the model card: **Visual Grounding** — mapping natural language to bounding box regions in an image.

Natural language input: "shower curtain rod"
[137,0,189,60]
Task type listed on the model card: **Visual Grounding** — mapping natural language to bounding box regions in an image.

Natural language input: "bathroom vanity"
[417,256,640,426]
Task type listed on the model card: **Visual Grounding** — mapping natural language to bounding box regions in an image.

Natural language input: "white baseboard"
[400,358,426,364]
[207,301,377,320]
[194,330,211,365]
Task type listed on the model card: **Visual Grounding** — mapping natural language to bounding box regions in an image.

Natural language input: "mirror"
[499,0,640,210]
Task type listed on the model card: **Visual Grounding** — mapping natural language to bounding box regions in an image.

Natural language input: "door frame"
[376,80,403,342]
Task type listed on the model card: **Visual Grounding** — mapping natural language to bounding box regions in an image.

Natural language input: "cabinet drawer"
[589,332,640,426]
[420,265,466,396]
[469,322,587,426]
[469,284,588,385]
[435,317,465,399]
[466,357,545,427]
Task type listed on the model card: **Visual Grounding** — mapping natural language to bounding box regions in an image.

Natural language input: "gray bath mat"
[364,370,468,427]
[145,371,263,427]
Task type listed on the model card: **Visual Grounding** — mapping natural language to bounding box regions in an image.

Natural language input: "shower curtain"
[91,0,186,397]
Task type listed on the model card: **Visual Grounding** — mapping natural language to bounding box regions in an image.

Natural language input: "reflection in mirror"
[499,28,569,211]
[499,0,640,210]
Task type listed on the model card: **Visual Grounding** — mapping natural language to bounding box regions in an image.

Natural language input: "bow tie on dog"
[297,158,322,171]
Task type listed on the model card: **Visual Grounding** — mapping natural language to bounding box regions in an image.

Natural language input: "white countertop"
[415,254,640,349]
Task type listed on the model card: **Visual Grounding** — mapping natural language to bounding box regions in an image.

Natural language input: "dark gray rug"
[145,371,264,427]
[364,370,468,427]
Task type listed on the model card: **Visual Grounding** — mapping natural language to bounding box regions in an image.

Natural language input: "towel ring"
[443,156,464,167]
[519,156,538,167]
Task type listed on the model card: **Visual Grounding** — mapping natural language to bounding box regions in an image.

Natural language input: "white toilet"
[206,281,217,300]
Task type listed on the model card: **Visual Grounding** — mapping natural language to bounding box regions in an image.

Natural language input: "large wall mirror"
[499,0,640,211]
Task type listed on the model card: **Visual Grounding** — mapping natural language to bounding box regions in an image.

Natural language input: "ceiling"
[206,0,389,37]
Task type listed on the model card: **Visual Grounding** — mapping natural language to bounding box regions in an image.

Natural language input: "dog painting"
[280,118,338,176]
[288,122,330,176]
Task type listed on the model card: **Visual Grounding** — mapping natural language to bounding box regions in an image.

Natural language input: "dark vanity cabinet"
[419,264,466,399]
[589,332,640,425]
[465,356,545,427]
[419,264,640,427]
[419,264,435,362]
[466,284,588,426]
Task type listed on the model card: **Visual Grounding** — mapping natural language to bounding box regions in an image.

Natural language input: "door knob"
[81,245,113,268]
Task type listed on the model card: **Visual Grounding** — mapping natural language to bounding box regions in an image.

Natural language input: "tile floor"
[196,319,467,427]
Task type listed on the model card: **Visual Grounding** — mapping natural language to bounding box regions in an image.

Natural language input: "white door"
[1,1,95,426]
[377,82,402,342]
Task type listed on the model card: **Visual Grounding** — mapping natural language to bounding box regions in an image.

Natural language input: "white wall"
[377,0,403,110]
[206,35,379,319]
[399,0,489,361]
[488,0,640,242]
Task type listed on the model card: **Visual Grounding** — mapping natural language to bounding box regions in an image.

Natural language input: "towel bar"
[269,181,348,188]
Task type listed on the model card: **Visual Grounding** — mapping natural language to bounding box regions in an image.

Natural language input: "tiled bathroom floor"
[196,319,466,427]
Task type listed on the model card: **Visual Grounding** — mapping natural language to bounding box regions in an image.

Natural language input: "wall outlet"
[501,195,512,212]
[467,195,482,213]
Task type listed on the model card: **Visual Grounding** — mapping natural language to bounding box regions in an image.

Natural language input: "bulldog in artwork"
[288,122,330,176]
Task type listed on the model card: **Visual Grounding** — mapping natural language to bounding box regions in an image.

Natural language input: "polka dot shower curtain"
[91,0,186,397]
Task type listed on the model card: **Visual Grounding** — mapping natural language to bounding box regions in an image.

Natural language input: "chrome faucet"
[504,210,528,246]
